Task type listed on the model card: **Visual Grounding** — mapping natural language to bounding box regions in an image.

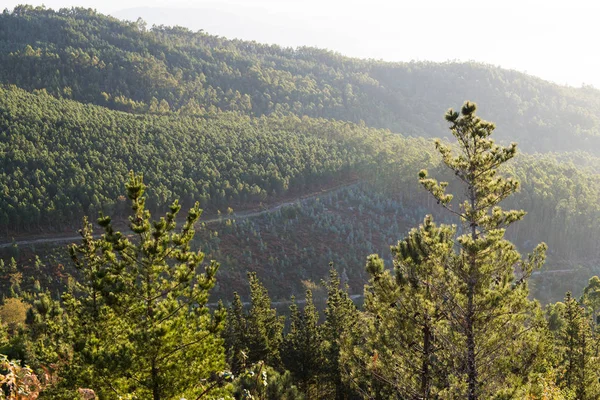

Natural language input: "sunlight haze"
[4,0,600,87]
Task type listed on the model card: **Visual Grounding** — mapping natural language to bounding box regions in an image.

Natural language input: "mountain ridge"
[2,5,600,154]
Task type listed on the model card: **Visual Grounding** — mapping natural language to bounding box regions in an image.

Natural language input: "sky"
[4,0,600,88]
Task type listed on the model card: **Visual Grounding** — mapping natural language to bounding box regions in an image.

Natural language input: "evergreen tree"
[62,215,123,395]
[232,361,305,400]
[361,216,455,398]
[281,290,324,398]
[351,101,548,399]
[67,172,226,399]
[422,102,549,398]
[556,292,600,399]
[321,266,358,400]
[418,101,548,399]
[23,291,75,398]
[24,291,72,366]
[245,272,284,369]
[224,292,249,374]
[582,276,600,329]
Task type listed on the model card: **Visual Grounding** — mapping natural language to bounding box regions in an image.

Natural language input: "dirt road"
[0,181,361,249]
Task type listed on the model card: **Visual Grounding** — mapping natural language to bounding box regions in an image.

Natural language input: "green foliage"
[349,102,550,399]
[2,6,600,156]
[581,276,600,326]
[420,102,548,399]
[281,291,324,397]
[64,172,226,399]
[23,291,72,378]
[224,292,249,374]
[245,272,284,369]
[321,266,358,400]
[224,267,359,399]
[224,273,284,372]
[2,6,600,392]
[348,217,456,398]
[232,362,304,400]
[0,85,396,233]
[554,293,600,399]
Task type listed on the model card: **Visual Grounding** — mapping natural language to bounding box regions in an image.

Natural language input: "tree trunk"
[152,359,160,400]
[420,323,432,399]
[467,182,478,400]
[466,282,477,400]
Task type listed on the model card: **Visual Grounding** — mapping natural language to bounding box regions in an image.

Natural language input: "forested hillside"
[1,4,599,300]
[0,85,410,233]
[2,5,600,153]
[3,5,600,397]
[2,82,600,305]
[1,99,599,398]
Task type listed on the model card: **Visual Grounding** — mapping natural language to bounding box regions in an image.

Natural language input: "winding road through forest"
[0,181,361,249]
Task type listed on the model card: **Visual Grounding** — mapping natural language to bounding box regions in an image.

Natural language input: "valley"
[0,4,600,399]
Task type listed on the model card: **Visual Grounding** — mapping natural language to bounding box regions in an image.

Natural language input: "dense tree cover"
[2,6,600,154]
[2,5,600,309]
[223,266,359,399]
[4,83,600,299]
[344,103,549,399]
[0,193,363,398]
[4,159,600,304]
[25,172,227,399]
[0,85,423,233]
[63,172,225,399]
[1,1,600,397]
[2,103,600,398]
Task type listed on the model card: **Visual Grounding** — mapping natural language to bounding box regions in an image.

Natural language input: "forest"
[1,4,600,399]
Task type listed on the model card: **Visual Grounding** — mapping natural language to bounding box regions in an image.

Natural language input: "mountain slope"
[1,6,600,154]
[2,6,600,302]
[0,84,431,234]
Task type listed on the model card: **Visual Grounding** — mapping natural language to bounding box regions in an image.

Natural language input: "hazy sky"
[4,0,600,88]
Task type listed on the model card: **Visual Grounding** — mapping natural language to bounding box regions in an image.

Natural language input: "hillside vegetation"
[1,85,414,233]
[2,5,600,154]
[1,6,600,303]
[2,81,600,305]
[2,5,600,399]
[0,101,598,399]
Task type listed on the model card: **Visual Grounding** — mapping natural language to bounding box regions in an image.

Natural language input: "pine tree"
[245,272,284,369]
[556,292,600,399]
[224,292,249,374]
[399,102,546,398]
[321,266,358,400]
[346,217,454,399]
[281,290,324,398]
[67,172,226,399]
[23,291,75,397]
[582,276,600,329]
[232,361,305,400]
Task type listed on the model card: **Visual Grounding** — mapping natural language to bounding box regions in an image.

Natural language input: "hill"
[1,6,600,303]
[2,85,600,303]
[2,6,600,154]
[0,84,430,234]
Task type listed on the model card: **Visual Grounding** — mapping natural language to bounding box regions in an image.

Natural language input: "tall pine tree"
[348,102,548,399]
[418,101,547,399]
[67,172,226,400]
[322,266,358,400]
[244,272,284,369]
[346,217,454,399]
[281,290,324,398]
[556,292,600,399]
[224,292,249,374]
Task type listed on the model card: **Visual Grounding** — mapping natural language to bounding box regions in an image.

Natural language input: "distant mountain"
[2,6,600,155]
[3,6,600,304]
